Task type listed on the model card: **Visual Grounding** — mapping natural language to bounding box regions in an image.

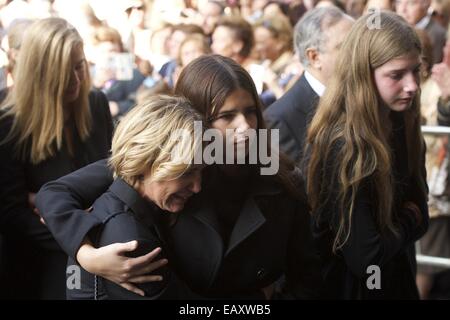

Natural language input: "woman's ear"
[232,40,244,57]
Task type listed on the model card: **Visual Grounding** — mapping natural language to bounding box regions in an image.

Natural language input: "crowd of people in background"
[0,0,449,300]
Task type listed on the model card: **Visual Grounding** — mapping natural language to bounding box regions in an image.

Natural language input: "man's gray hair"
[294,7,350,67]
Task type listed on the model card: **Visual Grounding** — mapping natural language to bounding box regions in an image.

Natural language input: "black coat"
[36,161,323,299]
[66,177,201,300]
[310,112,429,299]
[0,90,113,299]
[264,74,319,164]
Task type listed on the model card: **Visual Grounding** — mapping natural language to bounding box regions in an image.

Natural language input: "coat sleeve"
[0,119,59,251]
[35,159,114,259]
[338,181,426,278]
[97,212,204,300]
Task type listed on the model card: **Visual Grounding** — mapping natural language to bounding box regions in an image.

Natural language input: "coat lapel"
[225,196,266,256]
[172,195,224,290]
[225,180,282,256]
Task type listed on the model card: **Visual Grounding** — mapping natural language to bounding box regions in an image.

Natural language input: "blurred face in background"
[254,25,282,62]
[346,0,367,18]
[126,1,146,29]
[168,30,188,59]
[199,0,223,35]
[180,39,206,67]
[211,26,240,59]
[364,0,394,13]
[139,167,203,213]
[395,0,430,25]
[151,26,173,56]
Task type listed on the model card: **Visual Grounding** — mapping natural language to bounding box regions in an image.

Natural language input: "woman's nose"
[234,113,251,133]
[404,72,419,94]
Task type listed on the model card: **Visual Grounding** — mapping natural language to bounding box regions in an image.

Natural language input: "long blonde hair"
[1,17,92,164]
[306,12,426,253]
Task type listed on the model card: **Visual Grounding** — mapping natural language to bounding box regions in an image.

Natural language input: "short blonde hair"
[109,95,205,187]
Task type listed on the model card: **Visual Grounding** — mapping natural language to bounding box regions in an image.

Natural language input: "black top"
[310,112,429,299]
[0,90,113,299]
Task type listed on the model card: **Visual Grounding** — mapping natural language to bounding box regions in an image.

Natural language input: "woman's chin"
[165,199,186,213]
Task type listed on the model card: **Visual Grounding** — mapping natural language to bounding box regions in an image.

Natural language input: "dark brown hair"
[175,54,305,199]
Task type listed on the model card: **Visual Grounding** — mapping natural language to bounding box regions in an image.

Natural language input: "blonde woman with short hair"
[0,17,113,299]
[60,95,205,299]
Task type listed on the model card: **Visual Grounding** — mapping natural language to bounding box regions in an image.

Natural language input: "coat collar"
[109,178,168,241]
[189,173,283,257]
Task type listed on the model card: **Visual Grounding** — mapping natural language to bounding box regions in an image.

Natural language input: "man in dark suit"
[396,0,447,64]
[264,7,353,164]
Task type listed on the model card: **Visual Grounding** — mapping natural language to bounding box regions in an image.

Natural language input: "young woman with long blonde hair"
[0,17,113,299]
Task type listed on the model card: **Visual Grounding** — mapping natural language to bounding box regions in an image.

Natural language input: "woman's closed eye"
[215,112,236,121]
[389,72,403,80]
[244,107,258,116]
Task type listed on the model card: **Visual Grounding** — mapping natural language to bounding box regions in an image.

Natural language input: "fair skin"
[254,26,282,62]
[374,53,421,113]
[210,88,258,160]
[168,30,188,60]
[198,0,223,35]
[138,167,203,213]
[180,40,205,67]
[76,167,203,296]
[306,18,353,86]
[395,0,430,25]
[211,26,243,62]
[64,45,86,105]
[432,39,450,99]
[346,0,367,18]
[364,0,393,13]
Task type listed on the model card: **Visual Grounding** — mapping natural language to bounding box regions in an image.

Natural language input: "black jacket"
[0,90,113,299]
[310,112,429,299]
[36,161,323,299]
[264,74,319,164]
[67,178,202,299]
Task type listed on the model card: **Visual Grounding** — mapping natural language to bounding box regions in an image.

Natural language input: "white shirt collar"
[415,9,433,29]
[304,70,326,97]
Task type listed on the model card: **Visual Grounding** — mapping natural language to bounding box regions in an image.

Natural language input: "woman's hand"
[76,239,168,296]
